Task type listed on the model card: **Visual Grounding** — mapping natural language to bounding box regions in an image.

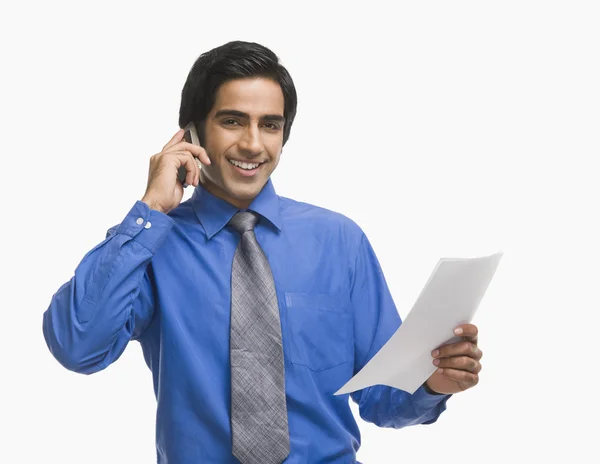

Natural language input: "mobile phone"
[178,121,203,187]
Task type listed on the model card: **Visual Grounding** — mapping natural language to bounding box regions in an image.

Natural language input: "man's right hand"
[141,129,211,214]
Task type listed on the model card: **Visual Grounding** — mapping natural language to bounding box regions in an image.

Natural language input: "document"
[334,252,503,396]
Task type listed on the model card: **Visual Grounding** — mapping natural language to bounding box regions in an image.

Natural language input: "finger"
[165,151,198,187]
[433,341,481,360]
[163,149,201,185]
[193,155,201,185]
[168,141,211,166]
[454,324,478,343]
[433,356,482,374]
[180,153,199,187]
[437,368,479,388]
[163,129,185,151]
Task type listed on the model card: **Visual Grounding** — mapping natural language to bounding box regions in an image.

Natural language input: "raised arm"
[42,201,173,374]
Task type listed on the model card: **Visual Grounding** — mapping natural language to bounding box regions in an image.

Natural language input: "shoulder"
[279,196,365,242]
[167,197,195,223]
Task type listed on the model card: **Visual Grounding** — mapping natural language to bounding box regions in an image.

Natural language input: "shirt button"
[144,221,152,229]
[136,217,144,225]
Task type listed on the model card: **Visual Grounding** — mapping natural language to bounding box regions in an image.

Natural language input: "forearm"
[349,233,451,427]
[353,384,450,429]
[42,201,173,374]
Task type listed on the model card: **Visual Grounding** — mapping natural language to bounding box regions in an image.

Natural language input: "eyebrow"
[214,109,285,123]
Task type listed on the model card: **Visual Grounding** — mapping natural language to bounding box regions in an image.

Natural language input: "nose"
[237,124,263,156]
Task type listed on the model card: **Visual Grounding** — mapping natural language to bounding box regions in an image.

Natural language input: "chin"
[230,188,262,205]
[226,179,267,199]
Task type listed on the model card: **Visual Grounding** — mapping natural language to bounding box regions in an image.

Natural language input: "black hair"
[179,41,297,146]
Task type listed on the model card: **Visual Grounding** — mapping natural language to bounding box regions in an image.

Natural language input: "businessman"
[43,41,484,463]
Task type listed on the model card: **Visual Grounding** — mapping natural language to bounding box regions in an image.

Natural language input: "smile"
[228,159,264,170]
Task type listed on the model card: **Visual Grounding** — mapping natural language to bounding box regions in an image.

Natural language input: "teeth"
[229,159,260,170]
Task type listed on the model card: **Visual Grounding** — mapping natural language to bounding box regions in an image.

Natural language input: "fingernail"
[437,368,444,374]
[454,328,463,335]
[432,350,439,357]
[433,359,440,366]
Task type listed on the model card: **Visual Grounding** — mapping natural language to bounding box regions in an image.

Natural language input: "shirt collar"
[191,178,282,239]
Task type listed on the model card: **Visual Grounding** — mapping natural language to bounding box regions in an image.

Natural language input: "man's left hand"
[425,324,483,395]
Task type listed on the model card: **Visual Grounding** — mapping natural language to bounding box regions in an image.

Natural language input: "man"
[43,41,483,463]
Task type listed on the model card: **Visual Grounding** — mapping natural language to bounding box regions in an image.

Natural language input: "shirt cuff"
[115,201,174,253]
[411,384,452,407]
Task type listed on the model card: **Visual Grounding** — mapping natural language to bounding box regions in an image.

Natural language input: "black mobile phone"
[178,122,202,187]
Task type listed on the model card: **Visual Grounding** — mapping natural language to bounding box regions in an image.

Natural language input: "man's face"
[199,77,285,209]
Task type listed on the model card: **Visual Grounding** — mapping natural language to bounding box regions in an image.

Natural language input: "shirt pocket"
[284,292,350,372]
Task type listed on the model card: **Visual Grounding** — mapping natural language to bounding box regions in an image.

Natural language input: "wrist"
[141,197,167,214]
[423,382,443,395]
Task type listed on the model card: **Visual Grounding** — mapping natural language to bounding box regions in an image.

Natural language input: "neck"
[199,172,252,210]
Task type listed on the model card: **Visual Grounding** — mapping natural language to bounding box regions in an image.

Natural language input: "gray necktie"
[228,211,290,464]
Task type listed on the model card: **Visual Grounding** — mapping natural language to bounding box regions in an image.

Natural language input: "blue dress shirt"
[43,179,450,463]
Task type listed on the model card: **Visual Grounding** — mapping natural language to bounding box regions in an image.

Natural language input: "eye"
[223,119,239,126]
[264,122,281,130]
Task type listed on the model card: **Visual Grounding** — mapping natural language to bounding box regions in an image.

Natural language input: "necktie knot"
[229,211,259,235]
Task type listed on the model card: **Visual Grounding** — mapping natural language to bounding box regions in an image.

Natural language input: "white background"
[1,1,598,462]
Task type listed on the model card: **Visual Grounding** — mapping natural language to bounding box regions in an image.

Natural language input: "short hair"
[179,41,297,146]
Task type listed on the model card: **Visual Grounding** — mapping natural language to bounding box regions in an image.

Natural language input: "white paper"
[334,252,503,396]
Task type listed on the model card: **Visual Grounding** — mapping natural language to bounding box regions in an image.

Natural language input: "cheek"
[267,140,283,158]
[204,127,232,154]
[270,152,282,168]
